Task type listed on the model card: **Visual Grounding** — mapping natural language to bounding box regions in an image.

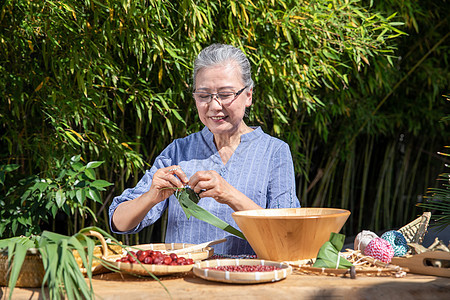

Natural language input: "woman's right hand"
[112,165,188,232]
[148,165,189,203]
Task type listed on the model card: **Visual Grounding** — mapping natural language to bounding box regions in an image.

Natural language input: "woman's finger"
[171,167,189,185]
[161,167,184,188]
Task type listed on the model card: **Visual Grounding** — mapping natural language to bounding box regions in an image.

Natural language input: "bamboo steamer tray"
[193,259,292,284]
[103,243,214,276]
[391,251,450,278]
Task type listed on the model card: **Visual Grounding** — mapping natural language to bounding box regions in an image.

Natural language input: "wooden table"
[2,269,449,299]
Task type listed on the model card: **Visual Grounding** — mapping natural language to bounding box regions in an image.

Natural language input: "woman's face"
[194,62,252,138]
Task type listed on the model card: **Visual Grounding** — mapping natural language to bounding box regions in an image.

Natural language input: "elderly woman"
[109,43,300,255]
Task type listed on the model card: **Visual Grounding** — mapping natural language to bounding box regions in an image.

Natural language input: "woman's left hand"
[188,170,263,211]
[189,170,232,204]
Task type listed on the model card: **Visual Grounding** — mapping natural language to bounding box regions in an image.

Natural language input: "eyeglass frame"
[192,85,248,105]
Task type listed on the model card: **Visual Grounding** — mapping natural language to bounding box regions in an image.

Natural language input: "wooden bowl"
[232,208,350,261]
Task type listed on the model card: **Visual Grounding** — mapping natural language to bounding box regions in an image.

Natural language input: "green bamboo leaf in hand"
[174,188,246,240]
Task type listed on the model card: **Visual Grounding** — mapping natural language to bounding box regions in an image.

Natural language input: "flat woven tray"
[293,249,407,278]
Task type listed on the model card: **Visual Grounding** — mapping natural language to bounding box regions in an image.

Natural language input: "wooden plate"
[193,259,292,284]
[103,243,214,276]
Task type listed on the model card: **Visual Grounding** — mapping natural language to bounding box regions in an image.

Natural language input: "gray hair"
[193,43,254,91]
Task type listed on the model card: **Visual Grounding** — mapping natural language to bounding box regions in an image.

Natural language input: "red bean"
[206,265,281,272]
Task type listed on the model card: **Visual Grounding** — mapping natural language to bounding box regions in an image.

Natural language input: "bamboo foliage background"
[0,0,448,242]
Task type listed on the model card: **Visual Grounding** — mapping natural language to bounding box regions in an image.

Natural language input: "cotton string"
[354,230,378,253]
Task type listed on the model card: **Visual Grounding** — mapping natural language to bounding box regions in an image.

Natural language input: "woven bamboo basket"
[72,230,123,275]
[0,248,45,288]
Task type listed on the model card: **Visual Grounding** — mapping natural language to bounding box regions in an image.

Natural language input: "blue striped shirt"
[109,126,300,254]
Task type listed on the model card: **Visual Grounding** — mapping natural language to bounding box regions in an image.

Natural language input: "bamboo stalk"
[404,139,425,225]
[384,142,395,229]
[358,136,374,231]
[312,149,339,207]
[372,142,395,231]
[392,143,412,224]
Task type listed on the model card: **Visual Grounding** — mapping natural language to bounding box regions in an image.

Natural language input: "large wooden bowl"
[232,208,350,261]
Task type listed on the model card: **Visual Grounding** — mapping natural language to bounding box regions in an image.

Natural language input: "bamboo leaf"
[175,188,246,240]
[65,131,81,146]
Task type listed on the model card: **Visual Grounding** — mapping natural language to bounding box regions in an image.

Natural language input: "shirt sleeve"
[108,155,173,234]
[266,142,301,209]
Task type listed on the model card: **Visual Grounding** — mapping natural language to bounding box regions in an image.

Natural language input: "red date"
[115,250,194,266]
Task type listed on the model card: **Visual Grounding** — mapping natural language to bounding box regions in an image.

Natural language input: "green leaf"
[55,189,66,208]
[71,161,84,172]
[86,161,103,169]
[175,188,246,240]
[166,118,173,136]
[0,164,20,184]
[51,205,58,218]
[1,164,20,172]
[11,219,18,235]
[84,168,96,180]
[65,131,81,146]
[76,189,86,205]
[313,232,353,269]
[35,182,49,193]
[4,237,36,299]
[87,188,102,203]
[70,155,81,162]
[90,180,113,190]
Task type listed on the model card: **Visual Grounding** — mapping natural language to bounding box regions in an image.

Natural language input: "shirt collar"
[200,126,262,143]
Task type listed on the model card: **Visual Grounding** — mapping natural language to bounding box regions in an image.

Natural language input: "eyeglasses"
[192,86,248,105]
